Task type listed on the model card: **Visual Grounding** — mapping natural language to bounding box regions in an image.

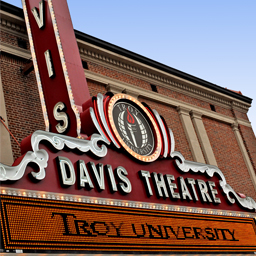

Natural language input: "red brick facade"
[0,52,45,159]
[87,61,152,90]
[239,124,256,171]
[233,109,249,121]
[139,98,193,161]
[1,30,28,49]
[203,117,256,199]
[158,85,234,118]
[87,79,107,98]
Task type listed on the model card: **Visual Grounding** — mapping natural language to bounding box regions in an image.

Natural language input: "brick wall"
[139,98,193,161]
[232,109,249,121]
[87,61,152,90]
[203,117,256,200]
[239,124,256,172]
[0,53,45,160]
[86,60,235,119]
[158,85,234,118]
[87,79,107,97]
[0,30,28,49]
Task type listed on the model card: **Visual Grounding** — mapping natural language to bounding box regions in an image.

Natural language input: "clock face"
[107,94,162,162]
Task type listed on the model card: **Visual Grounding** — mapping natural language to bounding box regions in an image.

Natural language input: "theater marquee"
[0,0,256,254]
[1,92,256,253]
[1,196,256,253]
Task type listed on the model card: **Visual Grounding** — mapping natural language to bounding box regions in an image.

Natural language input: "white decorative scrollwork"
[171,150,256,211]
[0,149,48,181]
[96,93,120,148]
[153,109,168,158]
[168,126,256,210]
[0,114,109,181]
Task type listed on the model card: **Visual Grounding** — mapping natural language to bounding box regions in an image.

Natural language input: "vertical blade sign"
[22,0,91,137]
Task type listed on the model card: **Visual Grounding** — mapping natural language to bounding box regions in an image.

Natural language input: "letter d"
[57,156,76,186]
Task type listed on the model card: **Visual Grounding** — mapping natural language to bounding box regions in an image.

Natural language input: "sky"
[3,0,256,133]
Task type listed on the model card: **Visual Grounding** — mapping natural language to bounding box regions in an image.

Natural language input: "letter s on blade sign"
[22,0,91,137]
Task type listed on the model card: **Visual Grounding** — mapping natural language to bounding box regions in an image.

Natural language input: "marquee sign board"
[1,93,256,212]
[1,196,256,253]
[1,92,256,252]
[0,0,256,254]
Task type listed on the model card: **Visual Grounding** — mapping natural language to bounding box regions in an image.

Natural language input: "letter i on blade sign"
[22,0,91,137]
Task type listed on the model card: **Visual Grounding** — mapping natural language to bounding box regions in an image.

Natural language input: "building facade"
[1,1,256,254]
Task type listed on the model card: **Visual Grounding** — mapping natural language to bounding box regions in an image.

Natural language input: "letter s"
[53,102,69,133]
[116,166,132,194]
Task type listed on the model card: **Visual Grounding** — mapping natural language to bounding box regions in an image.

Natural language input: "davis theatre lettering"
[1,196,255,252]
[57,158,132,194]
[139,170,220,203]
[56,158,221,205]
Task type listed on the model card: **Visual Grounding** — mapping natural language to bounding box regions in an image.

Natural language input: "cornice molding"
[85,70,252,128]
[0,41,31,60]
[235,118,252,128]
[107,85,139,99]
[0,17,27,37]
[82,50,235,111]
[79,45,250,112]
[232,101,249,113]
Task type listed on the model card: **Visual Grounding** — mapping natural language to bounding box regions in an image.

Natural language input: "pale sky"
[3,0,256,134]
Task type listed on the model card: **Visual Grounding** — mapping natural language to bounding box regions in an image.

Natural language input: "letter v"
[90,162,105,190]
[31,0,44,29]
[171,226,181,239]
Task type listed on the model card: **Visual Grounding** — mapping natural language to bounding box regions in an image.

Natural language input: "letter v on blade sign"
[22,0,91,137]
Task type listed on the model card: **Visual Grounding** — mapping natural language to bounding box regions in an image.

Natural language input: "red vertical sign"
[22,0,90,137]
